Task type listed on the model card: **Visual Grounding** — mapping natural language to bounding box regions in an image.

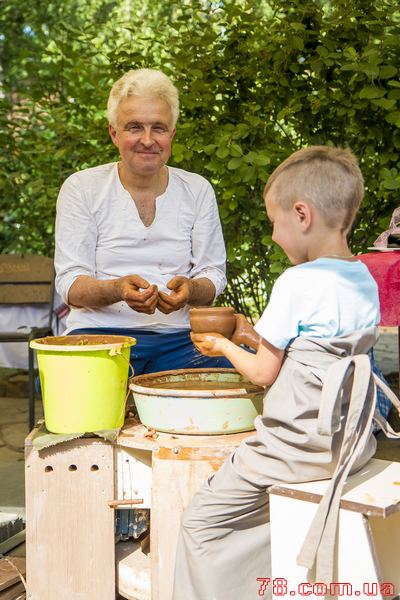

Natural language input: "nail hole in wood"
[44,466,53,472]
[91,464,99,471]
[68,464,78,471]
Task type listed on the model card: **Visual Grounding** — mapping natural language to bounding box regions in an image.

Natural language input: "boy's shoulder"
[276,261,322,282]
[275,259,374,290]
[282,258,369,276]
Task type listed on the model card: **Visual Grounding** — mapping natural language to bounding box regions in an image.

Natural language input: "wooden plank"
[369,511,400,594]
[368,512,400,595]
[0,557,25,592]
[116,541,150,600]
[0,255,53,283]
[269,459,400,517]
[25,439,115,600]
[0,580,25,599]
[150,447,234,600]
[0,283,52,304]
[115,447,152,508]
[118,420,252,452]
[0,514,24,546]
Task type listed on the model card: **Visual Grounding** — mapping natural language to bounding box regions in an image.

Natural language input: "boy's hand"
[190,332,227,356]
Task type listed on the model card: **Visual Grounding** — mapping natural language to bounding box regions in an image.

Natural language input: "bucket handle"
[109,348,136,426]
[109,348,135,379]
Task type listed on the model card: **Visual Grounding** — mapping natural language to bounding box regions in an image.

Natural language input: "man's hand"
[190,332,227,356]
[117,275,158,314]
[157,276,193,314]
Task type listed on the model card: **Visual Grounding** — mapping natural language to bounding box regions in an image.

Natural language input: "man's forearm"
[68,274,216,310]
[188,278,216,307]
[67,275,121,308]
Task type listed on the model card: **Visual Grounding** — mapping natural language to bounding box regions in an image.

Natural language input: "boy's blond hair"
[264,146,364,233]
[107,68,179,128]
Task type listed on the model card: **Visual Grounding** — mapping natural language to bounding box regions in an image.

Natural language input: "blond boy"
[173,146,392,600]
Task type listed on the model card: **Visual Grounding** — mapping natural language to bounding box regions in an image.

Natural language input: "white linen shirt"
[55,163,227,332]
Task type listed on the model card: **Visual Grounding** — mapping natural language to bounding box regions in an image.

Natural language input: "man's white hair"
[107,68,179,128]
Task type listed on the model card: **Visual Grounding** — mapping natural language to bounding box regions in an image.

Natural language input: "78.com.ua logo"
[256,577,396,597]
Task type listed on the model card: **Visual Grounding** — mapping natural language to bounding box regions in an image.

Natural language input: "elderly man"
[55,68,230,373]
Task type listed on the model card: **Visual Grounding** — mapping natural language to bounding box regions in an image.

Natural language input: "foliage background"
[1,0,400,318]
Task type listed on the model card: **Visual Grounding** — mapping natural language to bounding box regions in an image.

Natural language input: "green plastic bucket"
[30,335,136,433]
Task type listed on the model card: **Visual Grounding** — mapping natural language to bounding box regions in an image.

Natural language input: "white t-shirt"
[55,163,227,332]
[254,258,380,349]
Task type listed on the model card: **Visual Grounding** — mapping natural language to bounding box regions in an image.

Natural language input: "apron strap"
[297,354,377,584]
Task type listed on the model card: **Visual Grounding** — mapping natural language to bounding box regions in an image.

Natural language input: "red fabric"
[358,252,400,326]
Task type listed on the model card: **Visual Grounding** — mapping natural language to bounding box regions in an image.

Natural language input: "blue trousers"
[369,348,392,430]
[68,327,232,375]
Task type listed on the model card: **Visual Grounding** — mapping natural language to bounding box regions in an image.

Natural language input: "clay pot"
[189,307,236,339]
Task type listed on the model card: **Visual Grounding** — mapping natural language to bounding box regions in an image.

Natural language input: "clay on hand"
[119,275,159,314]
[190,332,226,357]
[157,276,192,314]
[231,313,261,350]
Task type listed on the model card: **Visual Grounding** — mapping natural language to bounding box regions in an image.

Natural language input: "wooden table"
[25,420,251,600]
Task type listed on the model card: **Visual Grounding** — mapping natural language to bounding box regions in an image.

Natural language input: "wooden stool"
[269,458,400,600]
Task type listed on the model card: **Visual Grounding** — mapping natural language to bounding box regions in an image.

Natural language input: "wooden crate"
[25,437,115,600]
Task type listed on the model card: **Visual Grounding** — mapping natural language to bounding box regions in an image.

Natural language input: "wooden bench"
[269,458,400,600]
[0,254,54,430]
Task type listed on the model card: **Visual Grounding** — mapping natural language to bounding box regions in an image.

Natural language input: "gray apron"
[172,327,400,600]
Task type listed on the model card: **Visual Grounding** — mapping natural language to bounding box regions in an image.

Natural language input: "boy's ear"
[293,201,312,231]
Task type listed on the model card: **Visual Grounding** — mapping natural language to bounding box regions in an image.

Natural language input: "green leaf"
[203,144,217,155]
[371,98,397,110]
[230,143,243,157]
[270,263,283,273]
[385,112,400,127]
[172,142,185,163]
[316,45,329,58]
[252,154,270,166]
[382,177,400,190]
[261,234,272,246]
[291,36,304,51]
[359,86,386,99]
[358,63,380,78]
[227,158,243,170]
[216,146,230,159]
[379,66,398,79]
[341,63,358,72]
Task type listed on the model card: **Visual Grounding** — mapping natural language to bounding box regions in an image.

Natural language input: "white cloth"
[0,292,68,368]
[55,163,227,333]
[255,258,380,349]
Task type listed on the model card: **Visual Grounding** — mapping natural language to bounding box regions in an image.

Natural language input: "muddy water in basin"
[152,380,262,392]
